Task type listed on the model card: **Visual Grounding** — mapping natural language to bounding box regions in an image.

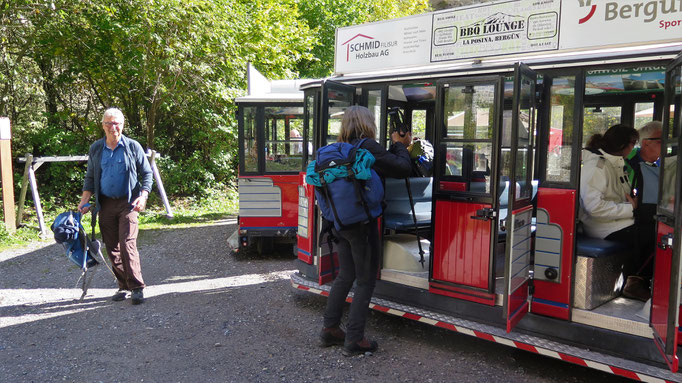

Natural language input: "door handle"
[658,233,673,250]
[471,208,495,221]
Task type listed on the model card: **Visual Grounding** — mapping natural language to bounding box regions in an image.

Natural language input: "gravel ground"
[0,218,632,382]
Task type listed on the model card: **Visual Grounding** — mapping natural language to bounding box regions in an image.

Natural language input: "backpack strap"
[318,218,338,279]
[350,137,374,222]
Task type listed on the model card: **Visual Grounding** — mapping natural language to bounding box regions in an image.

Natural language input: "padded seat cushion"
[384,213,432,231]
[576,235,628,258]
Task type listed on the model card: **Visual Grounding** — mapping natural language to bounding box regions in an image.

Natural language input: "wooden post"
[16,153,32,228]
[0,117,15,233]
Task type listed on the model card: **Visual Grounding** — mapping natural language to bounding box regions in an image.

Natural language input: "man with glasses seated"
[78,107,153,305]
[624,121,662,294]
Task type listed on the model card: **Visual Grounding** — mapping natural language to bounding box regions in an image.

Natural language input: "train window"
[661,68,680,214]
[546,76,575,183]
[242,107,258,173]
[514,74,534,200]
[583,106,621,147]
[305,93,315,160]
[367,89,382,140]
[264,106,305,173]
[441,83,495,194]
[444,84,494,140]
[634,102,654,129]
[412,110,427,138]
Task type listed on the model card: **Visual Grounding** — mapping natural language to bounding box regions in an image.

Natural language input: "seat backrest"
[383,177,433,216]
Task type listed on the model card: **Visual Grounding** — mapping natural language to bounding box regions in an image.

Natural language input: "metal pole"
[148,150,173,219]
[28,164,46,237]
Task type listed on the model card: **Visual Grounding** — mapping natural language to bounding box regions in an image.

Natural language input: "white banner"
[559,0,682,50]
[335,14,432,75]
[334,0,682,75]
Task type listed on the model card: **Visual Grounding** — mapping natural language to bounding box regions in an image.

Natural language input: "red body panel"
[651,221,678,372]
[507,280,530,332]
[432,200,492,290]
[439,181,467,192]
[239,174,300,230]
[429,281,496,305]
[297,173,315,264]
[531,188,576,320]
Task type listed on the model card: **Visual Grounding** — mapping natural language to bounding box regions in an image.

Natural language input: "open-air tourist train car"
[236,65,317,254]
[288,0,682,381]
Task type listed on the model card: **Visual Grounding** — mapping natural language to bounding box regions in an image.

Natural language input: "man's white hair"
[102,107,125,123]
[638,120,662,140]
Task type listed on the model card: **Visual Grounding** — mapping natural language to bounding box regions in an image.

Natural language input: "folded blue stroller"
[51,210,109,301]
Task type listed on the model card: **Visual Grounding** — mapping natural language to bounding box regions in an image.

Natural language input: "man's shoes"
[131,288,145,305]
[111,289,128,301]
[319,326,345,347]
[623,276,651,302]
[342,338,378,356]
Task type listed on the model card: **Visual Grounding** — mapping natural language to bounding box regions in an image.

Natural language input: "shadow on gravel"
[140,212,234,225]
[232,242,297,262]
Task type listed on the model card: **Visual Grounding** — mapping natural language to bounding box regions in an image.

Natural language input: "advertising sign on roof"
[334,0,682,75]
[431,1,559,62]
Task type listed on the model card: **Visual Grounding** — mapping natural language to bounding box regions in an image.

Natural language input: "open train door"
[315,80,356,285]
[503,63,537,332]
[651,53,682,372]
[430,75,504,305]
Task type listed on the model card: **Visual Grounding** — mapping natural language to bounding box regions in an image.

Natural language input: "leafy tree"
[0,0,428,206]
[297,0,430,78]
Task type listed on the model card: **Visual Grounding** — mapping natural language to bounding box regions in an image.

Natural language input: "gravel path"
[0,218,631,382]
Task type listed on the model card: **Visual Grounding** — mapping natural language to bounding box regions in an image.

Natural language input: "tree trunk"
[36,57,60,128]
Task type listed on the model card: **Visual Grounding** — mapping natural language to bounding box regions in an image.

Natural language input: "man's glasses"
[643,137,661,141]
[104,122,123,127]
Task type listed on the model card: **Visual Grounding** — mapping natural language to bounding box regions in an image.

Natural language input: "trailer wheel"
[256,237,274,255]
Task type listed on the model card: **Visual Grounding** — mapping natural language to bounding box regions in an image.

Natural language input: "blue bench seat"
[574,234,630,309]
[383,177,433,232]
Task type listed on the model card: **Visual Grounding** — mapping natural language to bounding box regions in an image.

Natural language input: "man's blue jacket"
[83,135,153,213]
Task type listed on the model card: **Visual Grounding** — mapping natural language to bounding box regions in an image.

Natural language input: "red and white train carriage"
[290,1,682,381]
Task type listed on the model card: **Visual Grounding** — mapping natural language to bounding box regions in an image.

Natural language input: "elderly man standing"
[622,120,662,300]
[78,108,153,304]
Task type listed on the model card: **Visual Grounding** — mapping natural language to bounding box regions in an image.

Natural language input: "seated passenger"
[625,121,662,294]
[579,124,653,301]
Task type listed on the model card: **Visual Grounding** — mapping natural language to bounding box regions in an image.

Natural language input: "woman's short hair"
[585,124,639,155]
[102,107,125,124]
[338,105,377,143]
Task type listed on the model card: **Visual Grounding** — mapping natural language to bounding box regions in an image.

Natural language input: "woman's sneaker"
[319,327,345,347]
[343,338,378,356]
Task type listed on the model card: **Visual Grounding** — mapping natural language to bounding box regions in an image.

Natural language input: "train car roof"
[300,42,682,89]
[235,63,317,104]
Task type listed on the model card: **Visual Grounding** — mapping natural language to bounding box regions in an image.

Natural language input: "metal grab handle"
[470,208,495,221]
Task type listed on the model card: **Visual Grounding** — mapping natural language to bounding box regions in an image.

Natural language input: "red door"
[650,52,682,372]
[430,76,503,305]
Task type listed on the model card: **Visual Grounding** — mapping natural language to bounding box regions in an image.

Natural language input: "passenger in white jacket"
[579,124,651,301]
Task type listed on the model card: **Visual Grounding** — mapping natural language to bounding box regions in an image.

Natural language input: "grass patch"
[0,188,238,252]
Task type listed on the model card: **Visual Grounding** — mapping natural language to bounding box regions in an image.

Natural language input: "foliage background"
[0,0,429,216]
